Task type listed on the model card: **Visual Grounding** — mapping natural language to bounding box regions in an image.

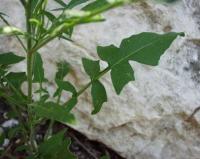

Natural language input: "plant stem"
[28,1,125,55]
[78,66,110,97]
[0,14,27,52]
[44,92,62,140]
[26,0,37,153]
[27,54,33,103]
[63,67,110,107]
[26,3,33,103]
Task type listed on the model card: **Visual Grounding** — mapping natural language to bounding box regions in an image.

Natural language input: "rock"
[1,0,200,158]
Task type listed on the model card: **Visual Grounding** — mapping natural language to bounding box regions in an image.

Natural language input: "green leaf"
[67,0,89,9]
[0,52,25,65]
[0,130,5,146]
[0,26,24,35]
[39,130,76,159]
[55,61,70,80]
[4,72,27,102]
[55,79,77,95]
[8,126,21,139]
[33,52,46,83]
[40,94,50,103]
[91,80,107,114]
[111,62,134,94]
[82,58,100,79]
[101,155,110,159]
[62,10,91,19]
[35,88,48,94]
[33,102,76,124]
[64,97,78,112]
[19,0,26,7]
[119,32,185,66]
[82,58,107,114]
[15,145,29,152]
[0,12,7,17]
[54,0,68,7]
[5,72,26,89]
[97,32,184,94]
[43,11,56,23]
[83,0,109,11]
[82,0,126,11]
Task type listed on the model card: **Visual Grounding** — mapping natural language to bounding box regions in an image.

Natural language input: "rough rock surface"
[1,0,200,158]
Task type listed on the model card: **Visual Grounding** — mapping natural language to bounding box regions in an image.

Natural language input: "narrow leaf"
[0,130,5,146]
[54,0,68,7]
[91,80,107,114]
[83,0,109,11]
[33,52,46,83]
[44,11,56,23]
[64,97,78,112]
[67,0,89,9]
[0,26,24,35]
[101,155,110,159]
[19,0,26,7]
[33,102,76,124]
[55,61,70,80]
[5,72,26,89]
[0,52,25,65]
[55,79,77,95]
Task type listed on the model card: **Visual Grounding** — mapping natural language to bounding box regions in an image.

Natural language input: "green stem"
[28,1,124,55]
[0,14,27,52]
[26,0,37,153]
[63,67,110,107]
[26,0,33,103]
[44,92,62,140]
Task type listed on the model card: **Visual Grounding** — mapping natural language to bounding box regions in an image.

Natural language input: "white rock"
[2,119,19,128]
[1,0,200,158]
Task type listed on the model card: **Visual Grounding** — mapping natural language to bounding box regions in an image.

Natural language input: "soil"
[0,98,125,159]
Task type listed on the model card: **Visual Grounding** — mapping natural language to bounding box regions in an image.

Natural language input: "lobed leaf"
[91,80,107,114]
[97,32,184,94]
[82,58,108,114]
[82,58,100,79]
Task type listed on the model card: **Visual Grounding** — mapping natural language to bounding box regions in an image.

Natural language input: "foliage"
[0,0,183,158]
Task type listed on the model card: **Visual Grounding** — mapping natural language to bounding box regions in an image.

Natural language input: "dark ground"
[0,98,125,159]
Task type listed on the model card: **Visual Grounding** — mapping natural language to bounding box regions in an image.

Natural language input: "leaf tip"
[179,32,185,37]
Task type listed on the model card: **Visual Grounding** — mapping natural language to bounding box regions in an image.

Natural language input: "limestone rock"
[1,0,200,158]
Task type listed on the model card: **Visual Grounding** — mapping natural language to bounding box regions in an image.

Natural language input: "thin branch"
[63,67,110,108]
[187,106,200,121]
[68,132,99,159]
[0,14,27,52]
[28,0,126,55]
